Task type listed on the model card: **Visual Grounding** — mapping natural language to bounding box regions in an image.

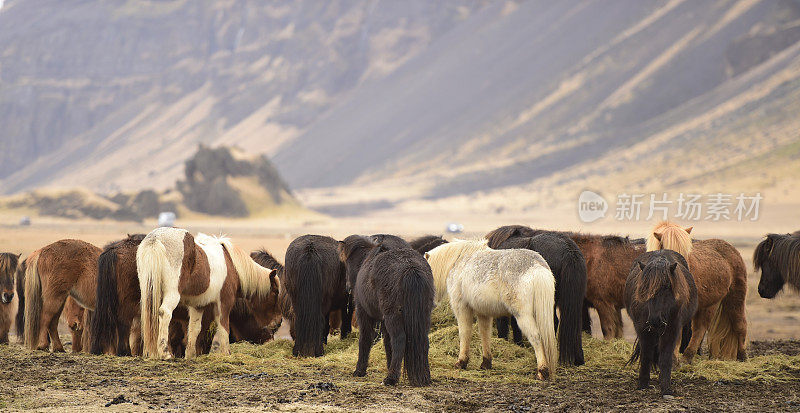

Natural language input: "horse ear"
[654,232,662,242]
[424,252,430,260]
[635,261,643,272]
[17,253,22,258]
[670,261,679,274]
[684,227,693,234]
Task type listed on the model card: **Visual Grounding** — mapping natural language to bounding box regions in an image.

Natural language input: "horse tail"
[557,248,587,366]
[627,339,641,366]
[90,247,119,355]
[137,237,168,358]
[531,265,558,374]
[707,243,748,360]
[23,252,42,350]
[14,260,26,339]
[402,268,434,386]
[290,246,324,357]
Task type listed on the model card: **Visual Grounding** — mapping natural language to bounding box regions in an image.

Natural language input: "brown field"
[0,219,798,411]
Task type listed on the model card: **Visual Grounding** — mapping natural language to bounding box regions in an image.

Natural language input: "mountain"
[1,0,799,217]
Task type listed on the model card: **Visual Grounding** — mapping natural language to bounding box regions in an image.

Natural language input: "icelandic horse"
[647,222,748,361]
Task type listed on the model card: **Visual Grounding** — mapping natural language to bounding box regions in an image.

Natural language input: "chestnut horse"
[754,231,800,298]
[63,296,90,353]
[484,225,646,339]
[283,235,349,357]
[0,253,20,344]
[23,239,101,352]
[138,228,278,359]
[647,222,748,361]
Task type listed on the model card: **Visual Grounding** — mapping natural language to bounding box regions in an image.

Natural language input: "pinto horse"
[626,250,697,396]
[340,235,435,386]
[484,225,645,339]
[138,228,278,359]
[283,235,349,357]
[486,227,587,366]
[425,240,558,379]
[23,239,101,352]
[754,231,800,298]
[647,222,748,361]
[0,253,20,344]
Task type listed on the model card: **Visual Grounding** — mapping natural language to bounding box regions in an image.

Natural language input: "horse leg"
[658,330,678,396]
[211,302,231,355]
[496,317,509,340]
[341,298,354,340]
[477,316,493,369]
[582,301,592,335]
[381,323,392,371]
[40,296,66,352]
[184,306,204,359]
[637,334,655,390]
[613,307,624,338]
[353,308,376,377]
[383,314,406,386]
[453,304,474,369]
[157,291,180,359]
[515,313,549,380]
[510,317,524,346]
[594,302,619,340]
[116,318,132,357]
[129,317,143,357]
[683,307,712,363]
[322,312,330,345]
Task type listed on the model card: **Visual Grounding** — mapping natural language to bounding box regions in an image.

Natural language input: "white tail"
[137,237,168,358]
[531,266,558,371]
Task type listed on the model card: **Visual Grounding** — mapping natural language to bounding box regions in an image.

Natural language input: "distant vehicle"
[19,216,31,226]
[446,222,464,234]
[158,212,176,227]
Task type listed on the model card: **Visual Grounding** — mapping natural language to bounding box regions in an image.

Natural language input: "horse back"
[687,239,745,307]
[38,239,101,308]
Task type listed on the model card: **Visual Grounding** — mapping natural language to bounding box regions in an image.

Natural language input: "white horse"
[424,239,558,379]
[137,228,277,359]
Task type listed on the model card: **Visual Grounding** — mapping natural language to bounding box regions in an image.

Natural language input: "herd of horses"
[0,222,798,396]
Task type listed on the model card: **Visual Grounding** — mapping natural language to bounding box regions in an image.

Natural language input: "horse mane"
[219,239,277,299]
[102,233,146,250]
[409,235,448,254]
[634,253,691,306]
[424,239,488,300]
[0,253,19,279]
[755,233,800,290]
[646,221,692,258]
[250,249,284,272]
[485,225,537,248]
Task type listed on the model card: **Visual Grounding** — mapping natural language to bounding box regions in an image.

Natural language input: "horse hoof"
[383,377,398,386]
[537,367,550,380]
[353,370,366,377]
[454,359,468,370]
[479,357,492,370]
[737,353,747,362]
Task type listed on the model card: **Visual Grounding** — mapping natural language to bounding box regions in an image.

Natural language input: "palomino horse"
[340,235,435,386]
[425,239,558,379]
[486,226,588,366]
[283,235,349,357]
[754,231,800,298]
[484,225,646,339]
[0,253,20,344]
[23,239,101,352]
[138,228,278,359]
[626,250,697,396]
[409,235,448,254]
[647,222,748,361]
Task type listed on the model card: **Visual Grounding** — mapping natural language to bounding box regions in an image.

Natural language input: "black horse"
[486,226,588,366]
[626,250,697,396]
[409,235,448,254]
[754,231,800,298]
[284,235,350,357]
[340,235,435,386]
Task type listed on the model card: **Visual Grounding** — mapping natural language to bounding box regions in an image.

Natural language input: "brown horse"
[754,231,800,298]
[23,239,101,352]
[647,222,748,361]
[0,253,20,344]
[485,225,645,339]
[138,228,278,359]
[62,296,91,353]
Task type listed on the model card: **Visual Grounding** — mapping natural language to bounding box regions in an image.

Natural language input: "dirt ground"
[0,220,798,412]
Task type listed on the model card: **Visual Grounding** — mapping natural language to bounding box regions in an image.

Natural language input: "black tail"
[14,260,26,338]
[90,248,120,355]
[679,321,692,353]
[291,248,325,357]
[628,339,641,366]
[557,249,587,366]
[402,269,433,386]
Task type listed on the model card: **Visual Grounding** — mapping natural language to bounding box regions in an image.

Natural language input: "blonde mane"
[218,237,278,299]
[646,221,693,259]
[424,239,488,300]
